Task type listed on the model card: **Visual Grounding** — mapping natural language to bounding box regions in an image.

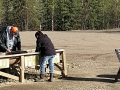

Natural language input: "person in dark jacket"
[0,26,21,76]
[0,26,21,54]
[35,31,56,82]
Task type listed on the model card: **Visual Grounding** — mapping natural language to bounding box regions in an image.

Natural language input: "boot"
[48,73,53,82]
[40,74,44,79]
[35,74,44,82]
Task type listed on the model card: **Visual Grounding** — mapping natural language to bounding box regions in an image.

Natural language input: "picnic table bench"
[0,49,67,83]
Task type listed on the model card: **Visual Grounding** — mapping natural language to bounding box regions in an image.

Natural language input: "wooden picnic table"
[0,49,67,83]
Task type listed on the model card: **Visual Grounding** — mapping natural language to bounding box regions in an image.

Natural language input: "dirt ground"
[0,30,120,90]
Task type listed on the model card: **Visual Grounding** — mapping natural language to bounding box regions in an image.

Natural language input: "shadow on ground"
[62,74,119,83]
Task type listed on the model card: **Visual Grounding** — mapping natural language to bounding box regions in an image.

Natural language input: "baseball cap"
[11,27,18,33]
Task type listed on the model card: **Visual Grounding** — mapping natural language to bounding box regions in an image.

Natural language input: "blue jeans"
[40,55,55,74]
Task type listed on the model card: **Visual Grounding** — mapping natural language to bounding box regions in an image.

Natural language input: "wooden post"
[20,56,25,82]
[61,51,67,77]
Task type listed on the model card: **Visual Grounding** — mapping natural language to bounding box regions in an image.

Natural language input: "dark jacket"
[0,28,21,52]
[35,34,56,56]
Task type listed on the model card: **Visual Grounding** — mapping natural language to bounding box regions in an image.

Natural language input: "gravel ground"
[0,30,120,90]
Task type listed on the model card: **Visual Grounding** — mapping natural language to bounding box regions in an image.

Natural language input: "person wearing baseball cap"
[0,26,21,76]
[0,26,21,54]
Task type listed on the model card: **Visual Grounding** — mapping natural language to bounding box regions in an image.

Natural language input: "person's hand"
[6,49,12,55]
[17,50,21,53]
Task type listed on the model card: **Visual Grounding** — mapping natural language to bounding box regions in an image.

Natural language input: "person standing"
[0,26,21,77]
[0,26,21,54]
[35,31,56,82]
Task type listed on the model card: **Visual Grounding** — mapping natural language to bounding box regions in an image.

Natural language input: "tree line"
[0,0,120,31]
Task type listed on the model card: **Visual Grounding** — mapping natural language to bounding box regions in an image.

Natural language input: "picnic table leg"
[20,56,25,82]
[115,67,120,82]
